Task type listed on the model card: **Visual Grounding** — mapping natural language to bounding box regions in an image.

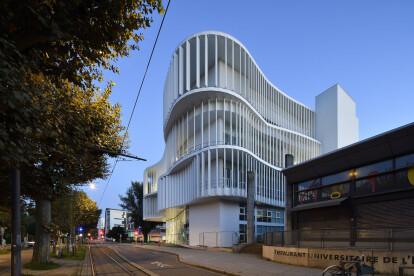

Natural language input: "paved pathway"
[0,248,81,276]
[0,248,33,275]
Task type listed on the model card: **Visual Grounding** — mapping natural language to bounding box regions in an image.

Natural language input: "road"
[88,244,145,275]
[87,241,221,276]
[0,243,222,275]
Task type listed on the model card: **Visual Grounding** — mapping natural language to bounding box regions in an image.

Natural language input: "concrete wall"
[315,84,358,154]
[263,246,414,275]
[189,200,239,247]
[315,85,338,154]
[189,200,221,247]
[337,86,359,148]
[219,200,240,246]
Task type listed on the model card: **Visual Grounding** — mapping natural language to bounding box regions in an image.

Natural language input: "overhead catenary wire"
[97,0,171,207]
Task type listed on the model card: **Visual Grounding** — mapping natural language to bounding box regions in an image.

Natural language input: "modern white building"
[143,31,358,247]
[104,208,134,236]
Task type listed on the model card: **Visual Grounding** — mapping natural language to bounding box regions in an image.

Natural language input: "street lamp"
[89,181,96,190]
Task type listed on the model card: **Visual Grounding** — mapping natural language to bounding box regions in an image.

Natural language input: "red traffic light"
[100,231,103,236]
[134,231,138,236]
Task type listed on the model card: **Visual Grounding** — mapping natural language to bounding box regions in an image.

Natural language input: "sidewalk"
[132,244,324,276]
[21,258,82,276]
[0,248,81,276]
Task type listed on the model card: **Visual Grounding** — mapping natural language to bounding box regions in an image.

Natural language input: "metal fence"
[264,227,414,250]
[199,231,239,248]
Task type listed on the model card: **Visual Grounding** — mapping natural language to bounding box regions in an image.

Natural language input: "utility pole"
[11,167,21,276]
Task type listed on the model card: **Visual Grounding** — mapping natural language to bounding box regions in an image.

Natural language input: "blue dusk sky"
[84,0,414,214]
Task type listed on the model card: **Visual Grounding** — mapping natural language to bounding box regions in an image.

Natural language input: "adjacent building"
[282,123,414,250]
[143,31,358,247]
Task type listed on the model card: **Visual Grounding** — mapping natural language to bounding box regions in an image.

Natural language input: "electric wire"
[97,0,171,207]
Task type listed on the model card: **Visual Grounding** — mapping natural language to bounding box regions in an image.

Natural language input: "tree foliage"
[119,181,159,241]
[0,0,164,167]
[1,0,164,263]
[106,226,125,242]
[19,76,127,200]
[52,190,101,235]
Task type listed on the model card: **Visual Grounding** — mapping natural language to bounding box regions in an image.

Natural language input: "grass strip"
[51,246,86,260]
[23,262,60,270]
[0,249,11,255]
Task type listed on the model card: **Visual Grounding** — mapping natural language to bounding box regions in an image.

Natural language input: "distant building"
[104,208,134,236]
[97,217,105,235]
[143,31,359,247]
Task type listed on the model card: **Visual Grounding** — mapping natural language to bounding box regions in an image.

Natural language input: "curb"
[130,244,239,276]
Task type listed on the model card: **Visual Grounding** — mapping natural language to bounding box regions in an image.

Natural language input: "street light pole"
[11,167,21,276]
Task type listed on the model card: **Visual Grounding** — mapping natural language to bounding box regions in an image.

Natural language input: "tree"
[25,78,126,263]
[1,0,164,168]
[52,190,101,235]
[119,181,159,242]
[106,226,125,242]
[0,76,127,263]
[1,0,164,263]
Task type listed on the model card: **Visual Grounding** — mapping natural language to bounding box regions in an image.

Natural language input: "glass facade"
[294,153,414,206]
[238,203,284,242]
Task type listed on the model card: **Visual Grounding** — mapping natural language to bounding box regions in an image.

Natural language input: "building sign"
[264,246,414,275]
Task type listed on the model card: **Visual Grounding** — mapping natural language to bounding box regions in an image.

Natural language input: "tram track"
[88,244,147,276]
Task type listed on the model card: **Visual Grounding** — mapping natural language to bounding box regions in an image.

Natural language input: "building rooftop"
[283,122,414,183]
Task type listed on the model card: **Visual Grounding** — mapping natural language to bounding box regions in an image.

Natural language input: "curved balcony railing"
[201,178,247,190]
[163,89,282,133]
[171,140,286,171]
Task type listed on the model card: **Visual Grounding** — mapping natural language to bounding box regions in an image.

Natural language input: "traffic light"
[134,231,138,237]
[100,230,103,236]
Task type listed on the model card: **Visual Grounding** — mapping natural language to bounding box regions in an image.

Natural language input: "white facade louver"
[143,31,358,246]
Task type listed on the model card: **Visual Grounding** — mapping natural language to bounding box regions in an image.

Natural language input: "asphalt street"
[106,243,221,276]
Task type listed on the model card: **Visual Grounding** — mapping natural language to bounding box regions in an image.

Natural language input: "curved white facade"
[143,31,357,246]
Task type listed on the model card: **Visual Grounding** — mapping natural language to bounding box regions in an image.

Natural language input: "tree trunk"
[32,199,51,263]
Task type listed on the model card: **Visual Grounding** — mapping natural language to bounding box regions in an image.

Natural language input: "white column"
[208,100,211,146]
[186,40,190,91]
[201,152,205,197]
[173,52,178,99]
[201,101,204,147]
[196,36,200,88]
[193,105,196,151]
[225,38,228,89]
[223,98,226,143]
[230,99,233,145]
[205,34,208,87]
[232,40,234,91]
[215,98,218,144]
[216,148,219,192]
[215,35,218,87]
[179,46,183,95]
[208,149,211,195]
